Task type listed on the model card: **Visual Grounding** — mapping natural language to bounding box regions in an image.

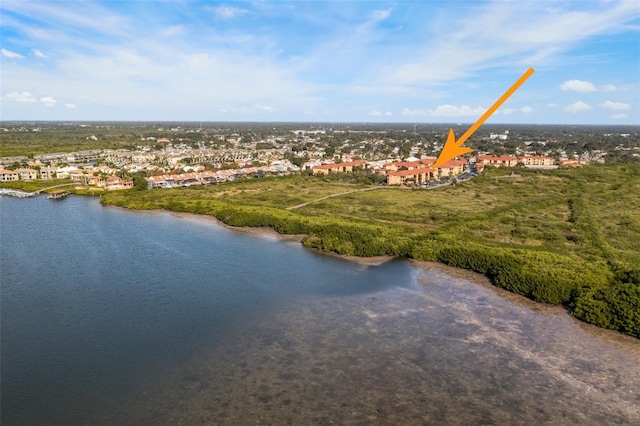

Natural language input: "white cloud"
[210,6,251,19]
[1,48,24,59]
[253,104,274,112]
[32,49,48,58]
[5,91,37,102]
[500,106,533,115]
[564,101,592,113]
[599,84,617,92]
[381,1,640,87]
[611,113,628,119]
[368,110,392,116]
[40,97,57,107]
[600,100,631,110]
[402,105,486,117]
[547,103,559,108]
[65,103,77,108]
[560,80,596,93]
[369,9,392,23]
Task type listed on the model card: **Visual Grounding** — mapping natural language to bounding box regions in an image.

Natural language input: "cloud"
[253,104,274,112]
[65,103,77,108]
[1,48,24,59]
[32,49,48,58]
[600,100,631,110]
[210,5,251,19]
[547,103,559,108]
[368,110,392,116]
[500,106,534,115]
[5,91,37,102]
[369,9,392,23]
[560,80,596,93]
[381,1,640,87]
[611,113,628,119]
[599,84,617,92]
[40,97,57,107]
[402,105,486,117]
[564,101,592,113]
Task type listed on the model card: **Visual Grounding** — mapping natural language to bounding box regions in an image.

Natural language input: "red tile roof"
[388,167,433,177]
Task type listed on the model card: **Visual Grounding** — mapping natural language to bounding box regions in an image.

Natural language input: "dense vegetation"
[99,165,640,338]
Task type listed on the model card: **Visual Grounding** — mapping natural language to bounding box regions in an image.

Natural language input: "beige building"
[519,155,554,166]
[476,155,519,167]
[0,169,19,182]
[39,167,58,180]
[387,167,435,185]
[435,159,466,177]
[14,168,38,181]
[104,176,134,190]
[312,161,366,175]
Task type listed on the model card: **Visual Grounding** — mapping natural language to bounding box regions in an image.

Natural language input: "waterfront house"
[39,166,58,180]
[69,169,88,182]
[87,174,105,187]
[0,169,19,182]
[14,168,39,181]
[104,176,133,190]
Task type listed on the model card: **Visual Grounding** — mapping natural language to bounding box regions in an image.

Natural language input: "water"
[1,195,639,425]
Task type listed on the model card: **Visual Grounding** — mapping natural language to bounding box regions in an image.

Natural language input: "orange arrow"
[432,67,535,169]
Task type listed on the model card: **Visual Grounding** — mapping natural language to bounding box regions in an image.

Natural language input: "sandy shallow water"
[96,261,640,425]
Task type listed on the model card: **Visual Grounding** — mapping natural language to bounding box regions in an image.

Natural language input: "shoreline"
[90,201,640,342]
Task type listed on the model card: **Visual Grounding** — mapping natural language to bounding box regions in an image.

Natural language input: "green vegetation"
[100,165,640,337]
[0,179,74,192]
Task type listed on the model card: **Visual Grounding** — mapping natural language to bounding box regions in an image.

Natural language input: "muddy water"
[105,263,640,425]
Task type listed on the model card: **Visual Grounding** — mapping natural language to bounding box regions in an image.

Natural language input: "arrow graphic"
[432,67,535,169]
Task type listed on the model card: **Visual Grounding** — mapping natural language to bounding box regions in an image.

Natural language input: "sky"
[1,0,639,124]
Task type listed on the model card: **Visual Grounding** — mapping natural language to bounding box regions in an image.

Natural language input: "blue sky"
[1,0,639,124]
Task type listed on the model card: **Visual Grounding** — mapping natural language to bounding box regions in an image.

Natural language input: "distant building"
[476,155,518,167]
[519,156,554,166]
[312,161,366,175]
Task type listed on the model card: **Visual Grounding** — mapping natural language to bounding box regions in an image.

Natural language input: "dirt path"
[286,186,387,210]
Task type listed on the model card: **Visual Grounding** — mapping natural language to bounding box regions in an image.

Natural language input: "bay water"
[1,195,639,425]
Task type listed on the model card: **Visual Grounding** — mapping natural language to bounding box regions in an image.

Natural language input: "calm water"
[1,195,639,425]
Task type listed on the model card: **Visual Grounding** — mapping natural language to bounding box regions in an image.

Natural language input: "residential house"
[69,169,88,182]
[14,168,38,181]
[104,176,133,190]
[0,169,19,182]
[39,166,57,180]
[87,174,105,187]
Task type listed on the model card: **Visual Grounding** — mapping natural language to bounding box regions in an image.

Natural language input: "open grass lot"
[0,178,75,193]
[100,165,640,337]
